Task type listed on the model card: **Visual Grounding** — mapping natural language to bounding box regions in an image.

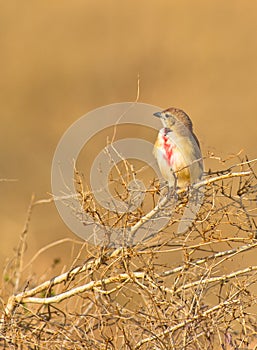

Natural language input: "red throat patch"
[162,134,173,165]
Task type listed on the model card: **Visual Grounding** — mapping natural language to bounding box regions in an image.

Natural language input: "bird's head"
[153,107,193,131]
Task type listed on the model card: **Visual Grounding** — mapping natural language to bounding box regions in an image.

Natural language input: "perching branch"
[1,156,257,349]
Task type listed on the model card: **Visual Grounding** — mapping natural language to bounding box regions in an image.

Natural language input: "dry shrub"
[0,155,257,349]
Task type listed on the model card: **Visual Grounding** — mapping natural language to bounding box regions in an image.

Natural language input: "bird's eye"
[165,113,170,118]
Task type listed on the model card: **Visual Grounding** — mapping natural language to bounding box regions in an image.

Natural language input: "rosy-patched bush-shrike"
[153,107,203,189]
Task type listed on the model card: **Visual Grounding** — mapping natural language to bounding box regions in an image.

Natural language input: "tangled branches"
[1,155,257,349]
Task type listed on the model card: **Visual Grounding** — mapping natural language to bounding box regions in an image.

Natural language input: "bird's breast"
[162,134,174,166]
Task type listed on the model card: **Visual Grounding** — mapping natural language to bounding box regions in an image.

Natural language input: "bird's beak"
[153,112,162,118]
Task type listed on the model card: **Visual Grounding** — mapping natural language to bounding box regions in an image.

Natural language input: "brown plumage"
[153,107,203,188]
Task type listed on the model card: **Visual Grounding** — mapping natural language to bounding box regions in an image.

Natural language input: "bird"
[153,107,203,189]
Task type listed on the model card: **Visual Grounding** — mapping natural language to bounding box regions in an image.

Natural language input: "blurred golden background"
[0,1,256,274]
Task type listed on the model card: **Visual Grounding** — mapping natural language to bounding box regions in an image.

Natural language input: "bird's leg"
[167,176,178,200]
[190,184,204,205]
[166,185,174,199]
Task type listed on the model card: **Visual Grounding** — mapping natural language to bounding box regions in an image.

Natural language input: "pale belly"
[154,142,191,188]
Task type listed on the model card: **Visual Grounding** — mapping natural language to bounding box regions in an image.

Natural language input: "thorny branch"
[1,155,257,349]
